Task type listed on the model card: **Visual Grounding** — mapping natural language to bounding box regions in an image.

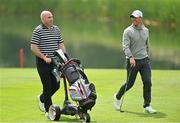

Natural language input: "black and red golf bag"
[52,49,97,112]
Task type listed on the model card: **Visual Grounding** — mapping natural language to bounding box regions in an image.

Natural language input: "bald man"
[31,10,67,118]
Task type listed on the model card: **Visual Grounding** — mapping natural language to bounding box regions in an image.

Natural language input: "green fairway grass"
[0,68,180,122]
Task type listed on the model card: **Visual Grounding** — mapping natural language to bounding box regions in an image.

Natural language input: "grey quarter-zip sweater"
[122,24,149,59]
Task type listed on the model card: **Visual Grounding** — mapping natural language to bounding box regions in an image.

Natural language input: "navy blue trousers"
[116,57,152,108]
[36,57,60,112]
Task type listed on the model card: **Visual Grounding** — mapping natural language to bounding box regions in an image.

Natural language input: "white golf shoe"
[144,106,157,114]
[113,93,121,110]
[45,112,50,119]
[37,95,45,112]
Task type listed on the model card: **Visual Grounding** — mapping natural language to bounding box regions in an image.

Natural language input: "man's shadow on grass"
[121,110,167,119]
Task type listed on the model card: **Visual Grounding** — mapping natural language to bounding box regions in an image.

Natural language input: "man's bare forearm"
[31,44,45,60]
[58,43,67,53]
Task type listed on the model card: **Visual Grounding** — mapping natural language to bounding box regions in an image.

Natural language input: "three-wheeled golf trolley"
[48,49,97,122]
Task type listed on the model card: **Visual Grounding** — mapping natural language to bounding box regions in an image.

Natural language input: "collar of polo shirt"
[41,23,54,30]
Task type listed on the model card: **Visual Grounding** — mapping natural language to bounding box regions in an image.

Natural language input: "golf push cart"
[48,49,97,122]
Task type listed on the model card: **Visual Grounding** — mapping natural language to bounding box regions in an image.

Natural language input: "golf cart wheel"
[49,104,61,121]
[83,113,90,123]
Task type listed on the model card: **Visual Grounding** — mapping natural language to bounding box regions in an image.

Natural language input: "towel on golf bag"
[52,49,97,110]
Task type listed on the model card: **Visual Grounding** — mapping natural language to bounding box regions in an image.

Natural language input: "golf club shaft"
[120,67,133,111]
[119,82,128,111]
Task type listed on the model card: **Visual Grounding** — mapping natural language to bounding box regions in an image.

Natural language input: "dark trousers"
[36,57,60,112]
[116,57,152,108]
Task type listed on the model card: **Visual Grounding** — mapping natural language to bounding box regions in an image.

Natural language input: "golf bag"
[52,49,97,111]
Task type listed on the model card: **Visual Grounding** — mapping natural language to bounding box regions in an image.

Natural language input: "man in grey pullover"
[113,10,156,113]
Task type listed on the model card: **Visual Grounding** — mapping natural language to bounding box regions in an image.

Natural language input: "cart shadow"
[121,110,167,118]
[55,116,97,123]
[56,116,80,122]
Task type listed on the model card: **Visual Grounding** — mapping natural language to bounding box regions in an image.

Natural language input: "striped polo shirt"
[31,24,63,58]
